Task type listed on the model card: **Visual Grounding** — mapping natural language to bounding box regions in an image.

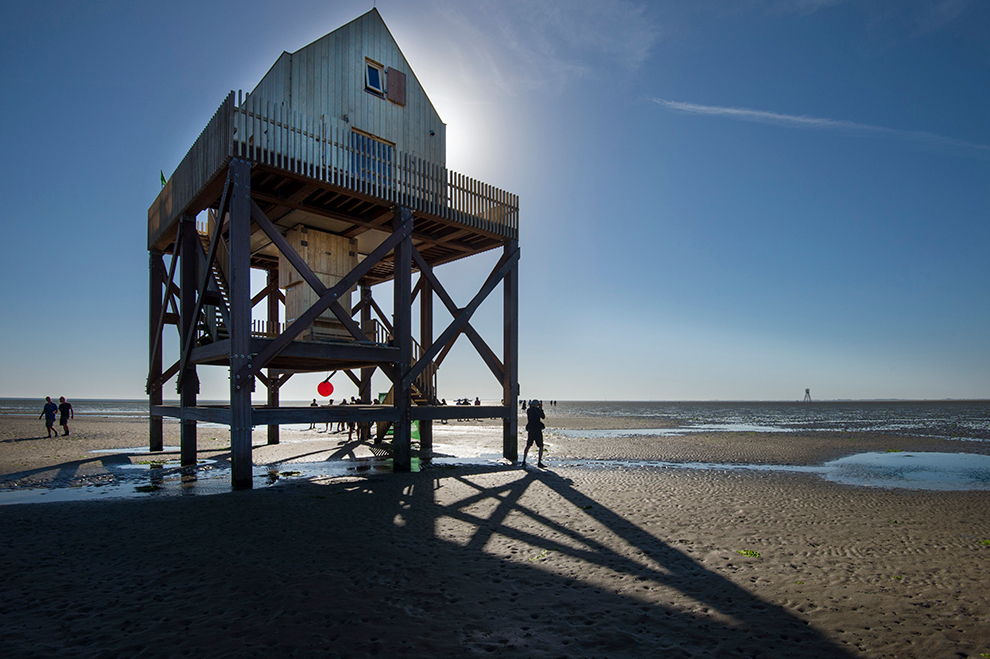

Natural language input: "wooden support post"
[266,265,280,445]
[393,206,413,471]
[503,238,519,462]
[419,273,433,463]
[229,159,254,488]
[149,250,164,452]
[359,283,374,441]
[179,215,199,466]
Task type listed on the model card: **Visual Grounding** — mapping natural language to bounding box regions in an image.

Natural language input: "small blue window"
[366,62,384,95]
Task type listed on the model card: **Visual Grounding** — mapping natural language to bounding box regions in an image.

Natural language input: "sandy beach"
[1,413,989,658]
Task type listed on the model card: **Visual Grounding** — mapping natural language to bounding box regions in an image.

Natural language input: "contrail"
[650,98,990,158]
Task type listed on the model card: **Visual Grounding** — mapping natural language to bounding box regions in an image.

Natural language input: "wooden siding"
[249,8,445,165]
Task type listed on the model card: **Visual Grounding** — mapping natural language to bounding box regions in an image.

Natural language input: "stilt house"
[147,9,520,487]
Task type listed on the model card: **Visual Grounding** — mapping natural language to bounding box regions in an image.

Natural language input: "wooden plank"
[153,405,232,424]
[254,405,399,425]
[410,405,509,421]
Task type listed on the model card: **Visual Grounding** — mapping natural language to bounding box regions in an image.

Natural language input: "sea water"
[4,398,987,441]
[2,399,989,503]
[545,400,990,442]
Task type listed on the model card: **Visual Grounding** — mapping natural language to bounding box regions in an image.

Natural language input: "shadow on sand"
[0,458,857,658]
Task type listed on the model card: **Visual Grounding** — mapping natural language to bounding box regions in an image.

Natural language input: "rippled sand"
[1,414,989,658]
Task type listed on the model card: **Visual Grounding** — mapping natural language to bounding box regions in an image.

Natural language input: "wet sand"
[1,414,989,658]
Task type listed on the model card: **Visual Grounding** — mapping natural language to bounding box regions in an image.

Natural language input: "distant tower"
[803,389,812,403]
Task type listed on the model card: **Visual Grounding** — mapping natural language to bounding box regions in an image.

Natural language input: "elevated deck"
[149,91,518,283]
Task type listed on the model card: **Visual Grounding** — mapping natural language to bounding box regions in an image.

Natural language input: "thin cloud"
[428,0,661,95]
[651,98,990,158]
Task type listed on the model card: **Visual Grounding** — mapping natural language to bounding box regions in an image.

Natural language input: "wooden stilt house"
[147,9,520,487]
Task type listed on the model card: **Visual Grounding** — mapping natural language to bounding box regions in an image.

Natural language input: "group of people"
[309,397,363,440]
[39,396,73,438]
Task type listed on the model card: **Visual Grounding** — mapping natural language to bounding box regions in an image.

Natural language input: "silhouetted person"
[348,397,357,439]
[40,397,58,437]
[337,399,348,432]
[58,397,73,436]
[522,399,545,468]
[309,399,318,429]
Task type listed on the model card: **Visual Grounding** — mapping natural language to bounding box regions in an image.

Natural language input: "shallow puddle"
[821,451,990,490]
[1,451,988,505]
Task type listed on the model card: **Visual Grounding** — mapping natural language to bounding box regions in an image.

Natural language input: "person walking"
[40,397,59,437]
[522,399,546,468]
[58,397,74,436]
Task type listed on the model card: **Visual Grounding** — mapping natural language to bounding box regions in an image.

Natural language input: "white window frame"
[365,59,385,96]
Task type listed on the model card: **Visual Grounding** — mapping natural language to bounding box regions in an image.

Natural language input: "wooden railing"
[151,91,519,248]
[251,319,285,337]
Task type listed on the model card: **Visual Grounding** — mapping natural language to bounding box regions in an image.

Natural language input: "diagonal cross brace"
[149,221,184,381]
[249,200,377,343]
[177,175,234,387]
[236,203,412,382]
[411,245,505,383]
[403,246,519,391]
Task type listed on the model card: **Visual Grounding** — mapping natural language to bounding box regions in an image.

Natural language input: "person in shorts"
[40,397,58,437]
[58,397,74,436]
[522,399,546,468]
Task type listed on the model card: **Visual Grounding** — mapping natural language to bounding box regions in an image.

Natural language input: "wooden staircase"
[197,229,231,343]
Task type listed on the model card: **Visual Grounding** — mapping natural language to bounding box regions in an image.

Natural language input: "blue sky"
[0,0,987,402]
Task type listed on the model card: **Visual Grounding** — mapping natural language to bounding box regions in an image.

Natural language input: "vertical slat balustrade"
[155,90,519,250]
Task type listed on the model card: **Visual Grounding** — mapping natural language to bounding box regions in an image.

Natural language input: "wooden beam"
[178,176,234,388]
[151,360,180,391]
[266,265,281,445]
[149,220,184,377]
[369,296,394,334]
[403,247,519,391]
[253,405,399,425]
[502,238,520,461]
[343,369,361,388]
[419,269,434,461]
[411,245,506,383]
[229,158,254,488]
[411,405,510,421]
[153,405,231,424]
[251,279,281,307]
[179,215,199,467]
[237,205,412,381]
[149,250,165,452]
[393,206,413,472]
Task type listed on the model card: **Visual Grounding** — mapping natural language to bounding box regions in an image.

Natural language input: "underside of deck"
[153,162,511,284]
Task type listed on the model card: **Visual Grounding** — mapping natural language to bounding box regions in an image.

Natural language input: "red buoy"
[317,381,334,397]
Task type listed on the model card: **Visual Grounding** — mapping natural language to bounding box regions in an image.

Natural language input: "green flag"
[160,170,166,187]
